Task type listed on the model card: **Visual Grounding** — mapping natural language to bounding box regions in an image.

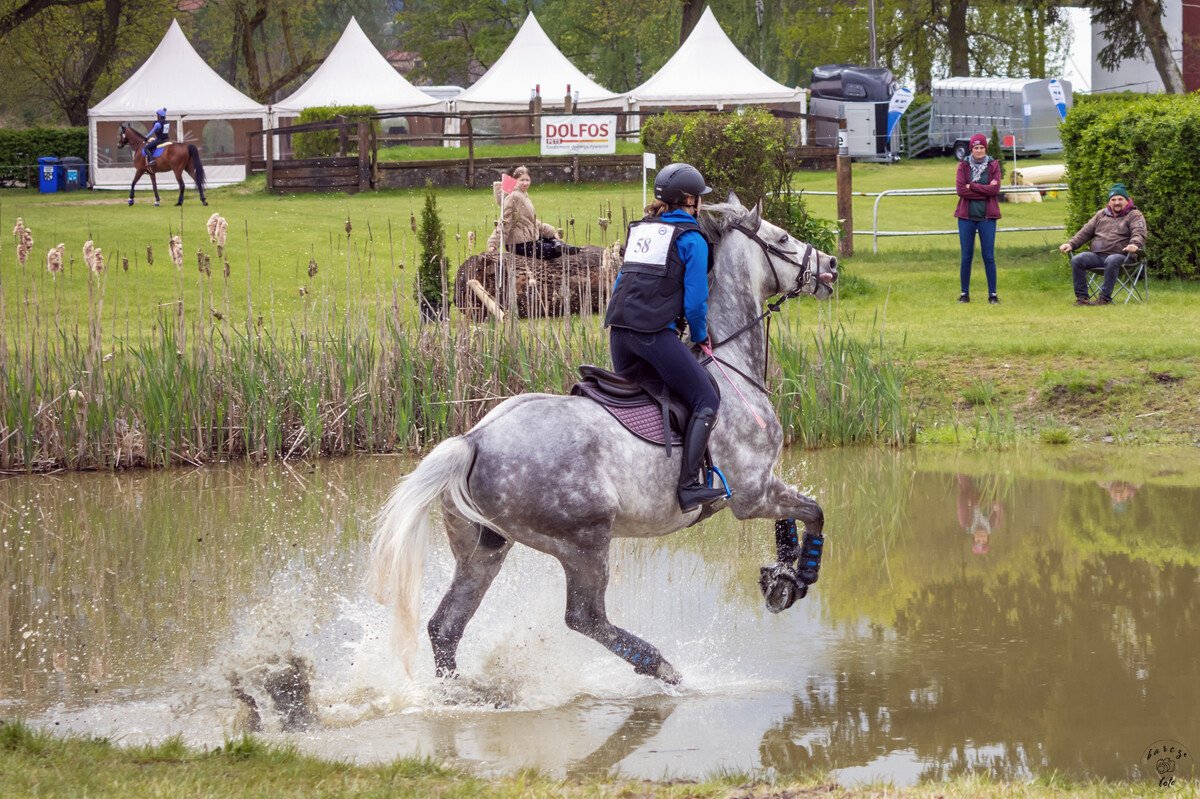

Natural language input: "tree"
[0,0,174,124]
[1086,0,1186,93]
[0,0,87,38]
[417,181,446,322]
[394,0,523,86]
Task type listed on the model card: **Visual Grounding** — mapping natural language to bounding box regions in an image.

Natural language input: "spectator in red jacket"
[954,133,1002,304]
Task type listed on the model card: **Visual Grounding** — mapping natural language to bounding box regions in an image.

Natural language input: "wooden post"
[338,116,348,156]
[836,116,853,257]
[357,120,370,191]
[245,131,254,174]
[572,155,580,183]
[265,125,275,192]
[371,121,378,186]
[464,117,475,188]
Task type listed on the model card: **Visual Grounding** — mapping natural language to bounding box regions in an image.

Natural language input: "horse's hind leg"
[175,169,185,206]
[559,537,681,684]
[428,509,511,677]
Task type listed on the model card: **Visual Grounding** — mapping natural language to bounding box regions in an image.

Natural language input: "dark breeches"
[610,327,719,415]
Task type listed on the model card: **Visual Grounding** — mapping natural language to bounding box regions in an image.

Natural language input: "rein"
[699,222,818,395]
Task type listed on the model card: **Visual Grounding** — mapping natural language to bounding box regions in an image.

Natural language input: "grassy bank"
[0,720,1177,798]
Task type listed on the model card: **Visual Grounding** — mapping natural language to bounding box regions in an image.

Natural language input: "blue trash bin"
[61,157,86,191]
[37,156,60,193]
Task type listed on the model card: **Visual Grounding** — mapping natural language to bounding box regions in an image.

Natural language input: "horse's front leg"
[149,171,161,206]
[745,477,826,613]
[557,535,681,684]
[128,168,142,205]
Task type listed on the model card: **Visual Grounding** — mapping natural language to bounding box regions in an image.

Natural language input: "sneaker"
[1074,297,1090,306]
[957,293,970,303]
[1090,295,1112,306]
[988,294,1000,304]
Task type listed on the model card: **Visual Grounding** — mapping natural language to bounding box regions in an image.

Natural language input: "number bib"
[624,223,674,268]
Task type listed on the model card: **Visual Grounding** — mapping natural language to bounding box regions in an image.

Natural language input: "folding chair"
[1086,250,1148,304]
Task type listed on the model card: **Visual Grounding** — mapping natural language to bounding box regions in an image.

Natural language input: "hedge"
[293,106,378,159]
[641,110,787,207]
[0,128,88,182]
[1060,93,1200,280]
[640,110,836,252]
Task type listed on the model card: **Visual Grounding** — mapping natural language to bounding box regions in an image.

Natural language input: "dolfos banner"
[541,115,617,155]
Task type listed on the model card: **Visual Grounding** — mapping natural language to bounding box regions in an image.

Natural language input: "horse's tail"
[187,144,206,191]
[368,435,489,667]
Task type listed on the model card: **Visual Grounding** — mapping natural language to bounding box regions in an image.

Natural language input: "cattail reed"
[13,218,33,266]
[169,235,183,269]
[46,244,64,274]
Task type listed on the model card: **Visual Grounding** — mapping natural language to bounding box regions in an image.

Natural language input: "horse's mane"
[697,200,752,241]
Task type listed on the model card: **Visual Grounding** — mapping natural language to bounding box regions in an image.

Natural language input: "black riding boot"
[677,408,728,511]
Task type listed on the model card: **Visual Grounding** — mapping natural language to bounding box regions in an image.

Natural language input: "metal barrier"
[795,184,1070,253]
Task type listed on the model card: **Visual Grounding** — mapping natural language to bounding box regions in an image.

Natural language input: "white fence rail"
[795,184,1070,253]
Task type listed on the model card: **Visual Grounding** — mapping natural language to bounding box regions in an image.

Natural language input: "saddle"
[570,364,716,454]
[145,142,172,159]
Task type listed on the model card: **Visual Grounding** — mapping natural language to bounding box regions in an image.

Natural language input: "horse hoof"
[654,660,682,685]
[154,202,160,207]
[202,200,208,206]
[759,563,805,613]
[127,199,134,206]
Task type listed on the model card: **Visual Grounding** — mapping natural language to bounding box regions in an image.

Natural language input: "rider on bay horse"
[604,163,729,512]
[143,108,169,167]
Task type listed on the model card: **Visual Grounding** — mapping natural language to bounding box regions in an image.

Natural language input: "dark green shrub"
[641,110,785,206]
[642,110,837,249]
[0,128,87,183]
[292,105,377,159]
[417,181,446,320]
[1061,93,1200,280]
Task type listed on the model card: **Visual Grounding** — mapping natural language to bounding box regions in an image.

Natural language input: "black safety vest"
[604,216,712,332]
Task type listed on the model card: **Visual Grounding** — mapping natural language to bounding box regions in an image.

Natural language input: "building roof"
[624,7,800,107]
[274,17,442,115]
[90,19,266,119]
[453,13,623,111]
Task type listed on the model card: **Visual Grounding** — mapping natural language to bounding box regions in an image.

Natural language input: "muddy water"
[2,448,1198,785]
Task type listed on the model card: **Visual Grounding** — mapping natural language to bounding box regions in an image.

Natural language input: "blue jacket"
[610,209,711,342]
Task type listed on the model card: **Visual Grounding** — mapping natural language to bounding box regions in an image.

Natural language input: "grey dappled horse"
[370,198,837,684]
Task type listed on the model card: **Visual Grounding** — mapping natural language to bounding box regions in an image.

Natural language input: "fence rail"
[796,184,1070,253]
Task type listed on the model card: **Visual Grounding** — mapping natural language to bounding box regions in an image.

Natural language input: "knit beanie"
[969,133,987,148]
[1108,183,1130,200]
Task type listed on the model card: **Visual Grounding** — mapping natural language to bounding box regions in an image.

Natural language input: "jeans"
[514,237,562,259]
[1071,251,1127,299]
[610,327,719,416]
[958,218,997,295]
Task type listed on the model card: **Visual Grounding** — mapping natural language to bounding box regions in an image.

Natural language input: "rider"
[143,108,169,167]
[604,163,728,512]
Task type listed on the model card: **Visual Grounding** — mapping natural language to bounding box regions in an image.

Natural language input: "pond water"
[2,447,1198,786]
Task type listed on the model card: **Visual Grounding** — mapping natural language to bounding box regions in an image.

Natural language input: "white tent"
[454,13,624,111]
[88,19,269,189]
[624,7,803,109]
[273,17,443,119]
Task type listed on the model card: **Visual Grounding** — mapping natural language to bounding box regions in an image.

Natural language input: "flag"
[1048,79,1068,121]
[885,87,915,142]
[500,173,518,193]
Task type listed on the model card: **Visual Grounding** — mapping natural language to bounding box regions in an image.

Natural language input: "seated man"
[1058,183,1146,306]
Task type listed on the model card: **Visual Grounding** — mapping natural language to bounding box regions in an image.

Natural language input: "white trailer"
[907,77,1072,159]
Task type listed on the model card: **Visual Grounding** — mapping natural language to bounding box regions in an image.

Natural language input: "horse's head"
[700,195,838,302]
[117,123,129,149]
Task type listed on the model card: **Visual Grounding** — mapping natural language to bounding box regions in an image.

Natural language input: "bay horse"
[371,198,837,685]
[117,123,207,207]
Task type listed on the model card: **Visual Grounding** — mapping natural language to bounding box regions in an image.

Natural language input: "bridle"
[730,221,819,300]
[697,220,825,394]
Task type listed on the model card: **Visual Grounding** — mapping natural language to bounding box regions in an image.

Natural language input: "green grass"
[377,139,644,161]
[0,719,1181,799]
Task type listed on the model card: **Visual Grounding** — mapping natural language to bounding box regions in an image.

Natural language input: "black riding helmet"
[654,163,711,205]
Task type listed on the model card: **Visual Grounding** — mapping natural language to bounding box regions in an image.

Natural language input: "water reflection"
[1,447,1198,785]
